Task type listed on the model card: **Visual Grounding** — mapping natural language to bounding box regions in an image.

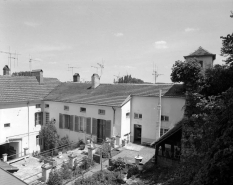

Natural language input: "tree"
[116,75,144,84]
[39,121,59,151]
[170,58,204,91]
[47,169,62,185]
[220,11,233,65]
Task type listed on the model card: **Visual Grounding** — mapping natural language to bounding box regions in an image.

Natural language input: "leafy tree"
[116,75,144,84]
[47,169,62,185]
[220,11,233,65]
[60,162,72,180]
[12,71,32,76]
[39,121,59,151]
[170,58,204,91]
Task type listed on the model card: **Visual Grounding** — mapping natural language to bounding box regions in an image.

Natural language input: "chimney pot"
[73,73,80,82]
[91,73,100,88]
[3,65,10,76]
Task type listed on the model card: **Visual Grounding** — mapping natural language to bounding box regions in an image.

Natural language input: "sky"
[0,0,232,83]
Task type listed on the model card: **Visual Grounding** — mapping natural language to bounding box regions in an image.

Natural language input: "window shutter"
[83,118,86,132]
[75,116,79,132]
[70,115,73,131]
[86,118,91,134]
[59,113,63,129]
[40,112,43,125]
[35,113,37,127]
[106,120,111,138]
[92,118,97,136]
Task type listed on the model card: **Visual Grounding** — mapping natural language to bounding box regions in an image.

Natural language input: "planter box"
[93,153,101,164]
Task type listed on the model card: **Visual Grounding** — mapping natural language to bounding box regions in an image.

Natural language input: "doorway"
[97,119,106,143]
[134,124,142,143]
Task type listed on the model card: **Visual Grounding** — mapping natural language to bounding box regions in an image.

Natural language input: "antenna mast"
[97,59,104,78]
[152,63,163,84]
[91,66,99,74]
[29,55,40,71]
[114,73,121,83]
[0,49,20,74]
[68,64,79,76]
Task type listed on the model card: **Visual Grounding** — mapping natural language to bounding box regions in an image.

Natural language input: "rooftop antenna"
[152,63,163,84]
[97,59,105,78]
[91,65,99,74]
[114,73,121,83]
[29,55,40,71]
[0,48,20,74]
[68,65,79,76]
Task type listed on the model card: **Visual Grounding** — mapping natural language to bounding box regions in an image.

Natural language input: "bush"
[60,162,72,180]
[127,165,139,179]
[47,169,62,185]
[80,156,94,170]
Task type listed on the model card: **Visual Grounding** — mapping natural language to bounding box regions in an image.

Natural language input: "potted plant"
[79,139,85,150]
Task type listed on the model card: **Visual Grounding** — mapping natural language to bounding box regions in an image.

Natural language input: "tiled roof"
[0,76,60,103]
[184,46,216,60]
[0,167,27,185]
[44,83,184,107]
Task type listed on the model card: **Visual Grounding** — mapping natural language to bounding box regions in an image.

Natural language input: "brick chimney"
[3,65,10,75]
[31,69,43,85]
[91,74,100,88]
[73,73,80,82]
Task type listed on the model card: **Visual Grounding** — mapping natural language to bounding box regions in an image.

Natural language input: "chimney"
[91,73,100,88]
[3,65,10,75]
[73,73,80,82]
[31,69,43,85]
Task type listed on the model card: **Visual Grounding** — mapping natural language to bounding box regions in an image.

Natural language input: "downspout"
[112,107,116,136]
[27,101,30,152]
[158,89,162,137]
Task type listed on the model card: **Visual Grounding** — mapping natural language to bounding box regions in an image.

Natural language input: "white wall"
[43,101,123,144]
[121,100,131,141]
[131,96,185,144]
[0,102,42,155]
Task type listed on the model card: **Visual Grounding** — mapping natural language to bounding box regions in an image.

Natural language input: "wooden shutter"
[40,112,43,125]
[83,118,86,132]
[59,113,63,129]
[86,118,91,134]
[92,118,97,136]
[106,120,111,138]
[75,116,79,132]
[70,115,73,131]
[35,113,37,127]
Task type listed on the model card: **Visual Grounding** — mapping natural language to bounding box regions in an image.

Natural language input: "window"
[134,113,142,119]
[35,112,43,125]
[199,61,203,67]
[126,112,130,118]
[98,109,105,115]
[64,114,70,129]
[4,123,10,127]
[36,104,41,108]
[45,112,50,124]
[161,115,169,121]
[64,106,69,111]
[80,107,86,112]
[160,128,169,137]
[36,135,39,145]
[45,104,49,108]
[79,117,86,131]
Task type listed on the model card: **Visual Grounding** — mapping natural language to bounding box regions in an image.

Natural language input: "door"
[97,119,106,143]
[134,124,142,143]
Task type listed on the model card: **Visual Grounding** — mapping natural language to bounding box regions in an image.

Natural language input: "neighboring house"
[184,46,216,71]
[42,73,185,146]
[0,66,60,161]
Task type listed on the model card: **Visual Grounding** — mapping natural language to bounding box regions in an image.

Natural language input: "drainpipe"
[27,101,30,152]
[112,107,116,136]
[158,89,162,137]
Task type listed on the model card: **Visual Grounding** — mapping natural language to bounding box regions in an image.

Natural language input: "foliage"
[39,121,59,151]
[80,156,94,170]
[47,169,62,185]
[116,74,144,84]
[127,165,139,178]
[60,162,72,180]
[58,135,71,151]
[12,71,32,76]
[220,11,233,65]
[170,58,204,91]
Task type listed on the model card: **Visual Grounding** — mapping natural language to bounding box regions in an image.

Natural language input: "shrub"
[60,162,72,180]
[80,156,94,170]
[47,169,62,185]
[127,165,139,178]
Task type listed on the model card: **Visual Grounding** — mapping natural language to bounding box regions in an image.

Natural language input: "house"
[0,66,60,162]
[42,73,185,147]
[184,46,216,70]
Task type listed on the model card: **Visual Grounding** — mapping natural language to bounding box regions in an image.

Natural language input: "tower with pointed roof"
[184,46,216,70]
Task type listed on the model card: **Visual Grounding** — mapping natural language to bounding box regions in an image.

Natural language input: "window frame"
[35,112,42,125]
[134,113,142,119]
[126,112,130,118]
[45,112,50,124]
[64,114,70,129]
[161,115,169,121]
[98,109,105,115]
[36,104,41,108]
[45,104,49,108]
[4,123,10,127]
[64,106,69,111]
[80,107,86,113]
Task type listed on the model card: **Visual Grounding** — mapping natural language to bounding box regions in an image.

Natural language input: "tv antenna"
[68,64,79,76]
[91,65,99,74]
[97,60,104,78]
[114,73,121,83]
[152,63,163,84]
[0,48,20,73]
[29,55,40,71]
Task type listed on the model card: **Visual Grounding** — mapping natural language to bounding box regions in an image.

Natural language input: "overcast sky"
[0,0,232,83]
